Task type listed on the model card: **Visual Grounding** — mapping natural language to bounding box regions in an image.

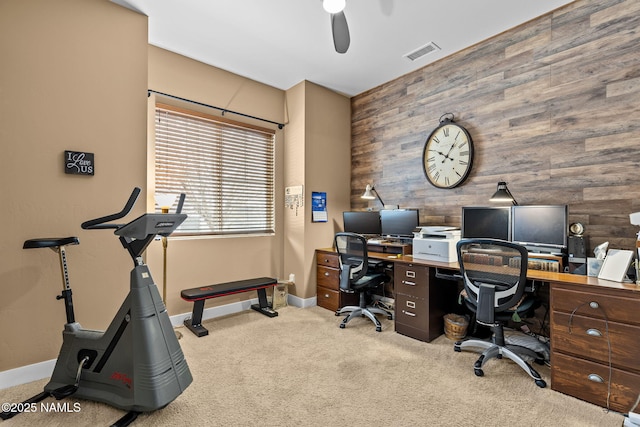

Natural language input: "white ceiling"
[113,0,575,97]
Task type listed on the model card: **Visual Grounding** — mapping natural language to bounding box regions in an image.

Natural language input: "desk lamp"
[490,181,518,205]
[362,184,399,210]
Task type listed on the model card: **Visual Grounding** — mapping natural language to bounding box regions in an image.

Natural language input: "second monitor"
[380,209,419,238]
[343,211,381,236]
[461,206,511,241]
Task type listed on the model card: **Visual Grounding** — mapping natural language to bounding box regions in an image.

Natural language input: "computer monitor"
[511,205,568,254]
[461,206,511,241]
[380,209,419,238]
[342,211,381,236]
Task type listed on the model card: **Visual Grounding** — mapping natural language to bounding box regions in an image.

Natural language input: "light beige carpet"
[0,306,625,426]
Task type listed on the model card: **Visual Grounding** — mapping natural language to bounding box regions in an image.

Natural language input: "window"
[154,104,275,235]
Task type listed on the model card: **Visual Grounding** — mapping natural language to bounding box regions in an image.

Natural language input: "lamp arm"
[505,188,518,205]
[372,187,385,207]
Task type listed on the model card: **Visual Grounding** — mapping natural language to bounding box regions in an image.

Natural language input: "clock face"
[422,122,474,189]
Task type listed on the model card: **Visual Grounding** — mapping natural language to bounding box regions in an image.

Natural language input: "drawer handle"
[406,301,416,309]
[403,281,416,286]
[324,294,330,298]
[324,272,330,276]
[589,301,599,309]
[406,271,416,278]
[402,310,416,317]
[586,328,602,337]
[587,374,604,383]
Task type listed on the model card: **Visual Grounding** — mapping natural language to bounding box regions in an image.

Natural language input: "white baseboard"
[0,359,56,390]
[0,294,316,390]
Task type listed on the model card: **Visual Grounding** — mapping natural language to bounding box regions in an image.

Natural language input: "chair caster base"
[474,368,484,377]
[376,326,382,332]
[535,379,547,388]
[339,323,346,329]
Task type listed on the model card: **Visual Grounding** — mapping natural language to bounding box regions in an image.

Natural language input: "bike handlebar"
[81,187,141,230]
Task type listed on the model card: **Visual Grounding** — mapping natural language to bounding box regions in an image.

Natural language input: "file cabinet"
[394,261,456,342]
[550,281,640,413]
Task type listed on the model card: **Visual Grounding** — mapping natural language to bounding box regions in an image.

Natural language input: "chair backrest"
[456,239,529,318]
[334,232,369,291]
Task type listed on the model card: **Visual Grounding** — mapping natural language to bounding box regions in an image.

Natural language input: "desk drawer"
[551,284,640,324]
[395,263,429,299]
[316,252,339,269]
[317,286,359,312]
[552,311,640,371]
[317,265,339,290]
[395,292,440,342]
[395,293,428,324]
[317,286,340,311]
[551,352,640,413]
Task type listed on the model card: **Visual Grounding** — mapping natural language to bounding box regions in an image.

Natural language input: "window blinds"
[155,104,275,235]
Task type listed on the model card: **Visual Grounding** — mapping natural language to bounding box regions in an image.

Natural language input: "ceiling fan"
[323,0,350,54]
[323,0,394,54]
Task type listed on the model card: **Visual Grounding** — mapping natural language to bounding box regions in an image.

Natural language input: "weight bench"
[181,277,278,337]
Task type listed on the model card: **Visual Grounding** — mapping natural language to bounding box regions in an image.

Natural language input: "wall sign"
[285,185,304,216]
[311,191,327,223]
[64,150,94,175]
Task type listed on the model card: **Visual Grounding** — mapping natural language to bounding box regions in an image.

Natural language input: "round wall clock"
[422,113,474,189]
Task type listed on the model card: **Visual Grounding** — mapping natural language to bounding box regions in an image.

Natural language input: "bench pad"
[181,277,278,337]
[181,277,277,301]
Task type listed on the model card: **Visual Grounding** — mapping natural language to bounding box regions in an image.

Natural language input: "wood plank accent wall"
[351,0,640,254]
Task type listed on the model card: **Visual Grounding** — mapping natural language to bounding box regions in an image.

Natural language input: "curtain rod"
[147,89,285,129]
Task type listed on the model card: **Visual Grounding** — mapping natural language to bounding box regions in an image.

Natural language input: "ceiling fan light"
[323,0,346,14]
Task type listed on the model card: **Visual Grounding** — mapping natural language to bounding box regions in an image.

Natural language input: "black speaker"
[568,235,586,259]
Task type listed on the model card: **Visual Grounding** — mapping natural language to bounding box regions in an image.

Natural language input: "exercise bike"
[1,187,193,426]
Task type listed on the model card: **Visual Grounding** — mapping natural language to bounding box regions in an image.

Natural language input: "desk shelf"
[367,242,412,255]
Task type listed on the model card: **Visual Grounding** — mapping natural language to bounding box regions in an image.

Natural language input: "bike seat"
[23,237,79,249]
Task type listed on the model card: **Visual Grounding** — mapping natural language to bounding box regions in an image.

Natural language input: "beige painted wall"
[146,46,287,317]
[283,81,351,299]
[283,83,307,297]
[303,82,351,294]
[0,0,148,370]
[0,3,352,374]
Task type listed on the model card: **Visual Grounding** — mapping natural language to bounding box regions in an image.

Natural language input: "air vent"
[403,42,440,61]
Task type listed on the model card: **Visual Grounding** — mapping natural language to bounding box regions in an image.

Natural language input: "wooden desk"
[316,248,640,412]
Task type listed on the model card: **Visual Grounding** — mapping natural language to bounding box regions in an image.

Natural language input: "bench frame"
[181,277,278,337]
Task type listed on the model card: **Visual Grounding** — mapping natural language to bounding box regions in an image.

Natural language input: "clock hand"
[444,143,455,157]
[441,144,456,162]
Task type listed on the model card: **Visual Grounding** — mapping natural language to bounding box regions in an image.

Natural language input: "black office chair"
[334,232,392,332]
[453,238,547,388]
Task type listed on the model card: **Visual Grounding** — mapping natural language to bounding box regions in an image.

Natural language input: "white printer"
[412,226,461,262]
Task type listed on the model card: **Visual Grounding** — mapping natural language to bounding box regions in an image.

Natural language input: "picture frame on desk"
[597,249,634,282]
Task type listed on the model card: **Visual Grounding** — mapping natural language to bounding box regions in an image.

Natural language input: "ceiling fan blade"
[331,11,350,54]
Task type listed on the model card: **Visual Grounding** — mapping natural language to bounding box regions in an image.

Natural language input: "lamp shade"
[361,184,376,200]
[155,193,177,213]
[490,182,518,205]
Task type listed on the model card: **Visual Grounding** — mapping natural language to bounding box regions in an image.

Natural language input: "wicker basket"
[443,313,469,340]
